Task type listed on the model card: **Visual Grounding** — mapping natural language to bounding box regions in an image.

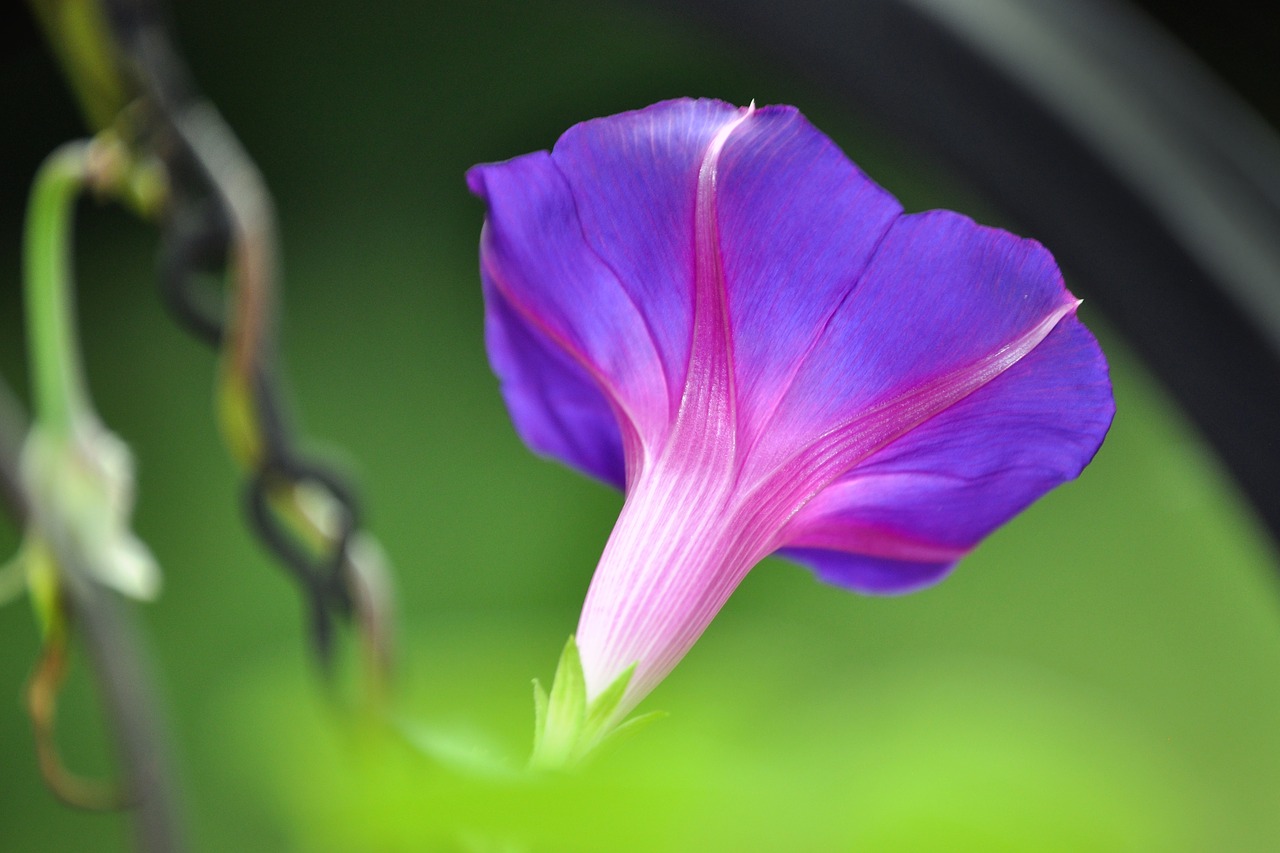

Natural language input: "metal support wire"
[97,0,393,672]
[649,0,1280,549]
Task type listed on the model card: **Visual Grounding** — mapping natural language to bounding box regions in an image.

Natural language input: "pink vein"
[747,298,1082,547]
[481,228,649,477]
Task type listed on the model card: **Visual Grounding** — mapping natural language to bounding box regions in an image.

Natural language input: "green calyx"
[528,636,665,772]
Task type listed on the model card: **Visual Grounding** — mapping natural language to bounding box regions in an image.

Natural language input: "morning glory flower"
[467,98,1114,731]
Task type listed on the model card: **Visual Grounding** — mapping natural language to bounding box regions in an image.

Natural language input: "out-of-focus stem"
[15,128,186,847]
[26,0,129,133]
[0,384,184,849]
[24,141,93,438]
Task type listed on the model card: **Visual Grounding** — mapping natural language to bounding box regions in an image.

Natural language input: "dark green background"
[2,1,1279,849]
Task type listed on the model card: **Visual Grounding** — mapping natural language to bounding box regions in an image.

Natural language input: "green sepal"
[580,659,635,744]
[528,636,663,772]
[595,709,668,755]
[528,637,585,770]
[531,678,549,752]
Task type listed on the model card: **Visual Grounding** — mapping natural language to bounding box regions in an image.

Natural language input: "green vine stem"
[19,133,161,604]
[27,0,130,133]
[10,130,180,845]
[22,134,163,436]
[24,140,94,437]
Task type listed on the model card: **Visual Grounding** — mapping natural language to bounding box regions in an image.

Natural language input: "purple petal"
[742,210,1096,478]
[549,98,747,415]
[555,100,906,460]
[471,100,774,481]
[468,151,670,482]
[777,548,957,596]
[711,106,903,454]
[483,271,626,488]
[777,304,1114,594]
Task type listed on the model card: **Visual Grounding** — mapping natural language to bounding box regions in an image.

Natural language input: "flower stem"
[24,141,93,437]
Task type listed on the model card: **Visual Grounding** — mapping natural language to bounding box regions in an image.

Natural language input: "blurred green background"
[3,1,1280,850]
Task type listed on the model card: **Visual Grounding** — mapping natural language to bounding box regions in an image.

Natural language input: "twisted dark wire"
[158,195,226,347]
[103,0,370,663]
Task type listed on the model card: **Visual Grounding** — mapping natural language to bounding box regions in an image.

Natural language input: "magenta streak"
[482,227,651,480]
[577,105,757,702]
[747,300,1082,551]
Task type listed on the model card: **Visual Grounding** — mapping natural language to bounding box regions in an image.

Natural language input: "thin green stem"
[24,141,93,437]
